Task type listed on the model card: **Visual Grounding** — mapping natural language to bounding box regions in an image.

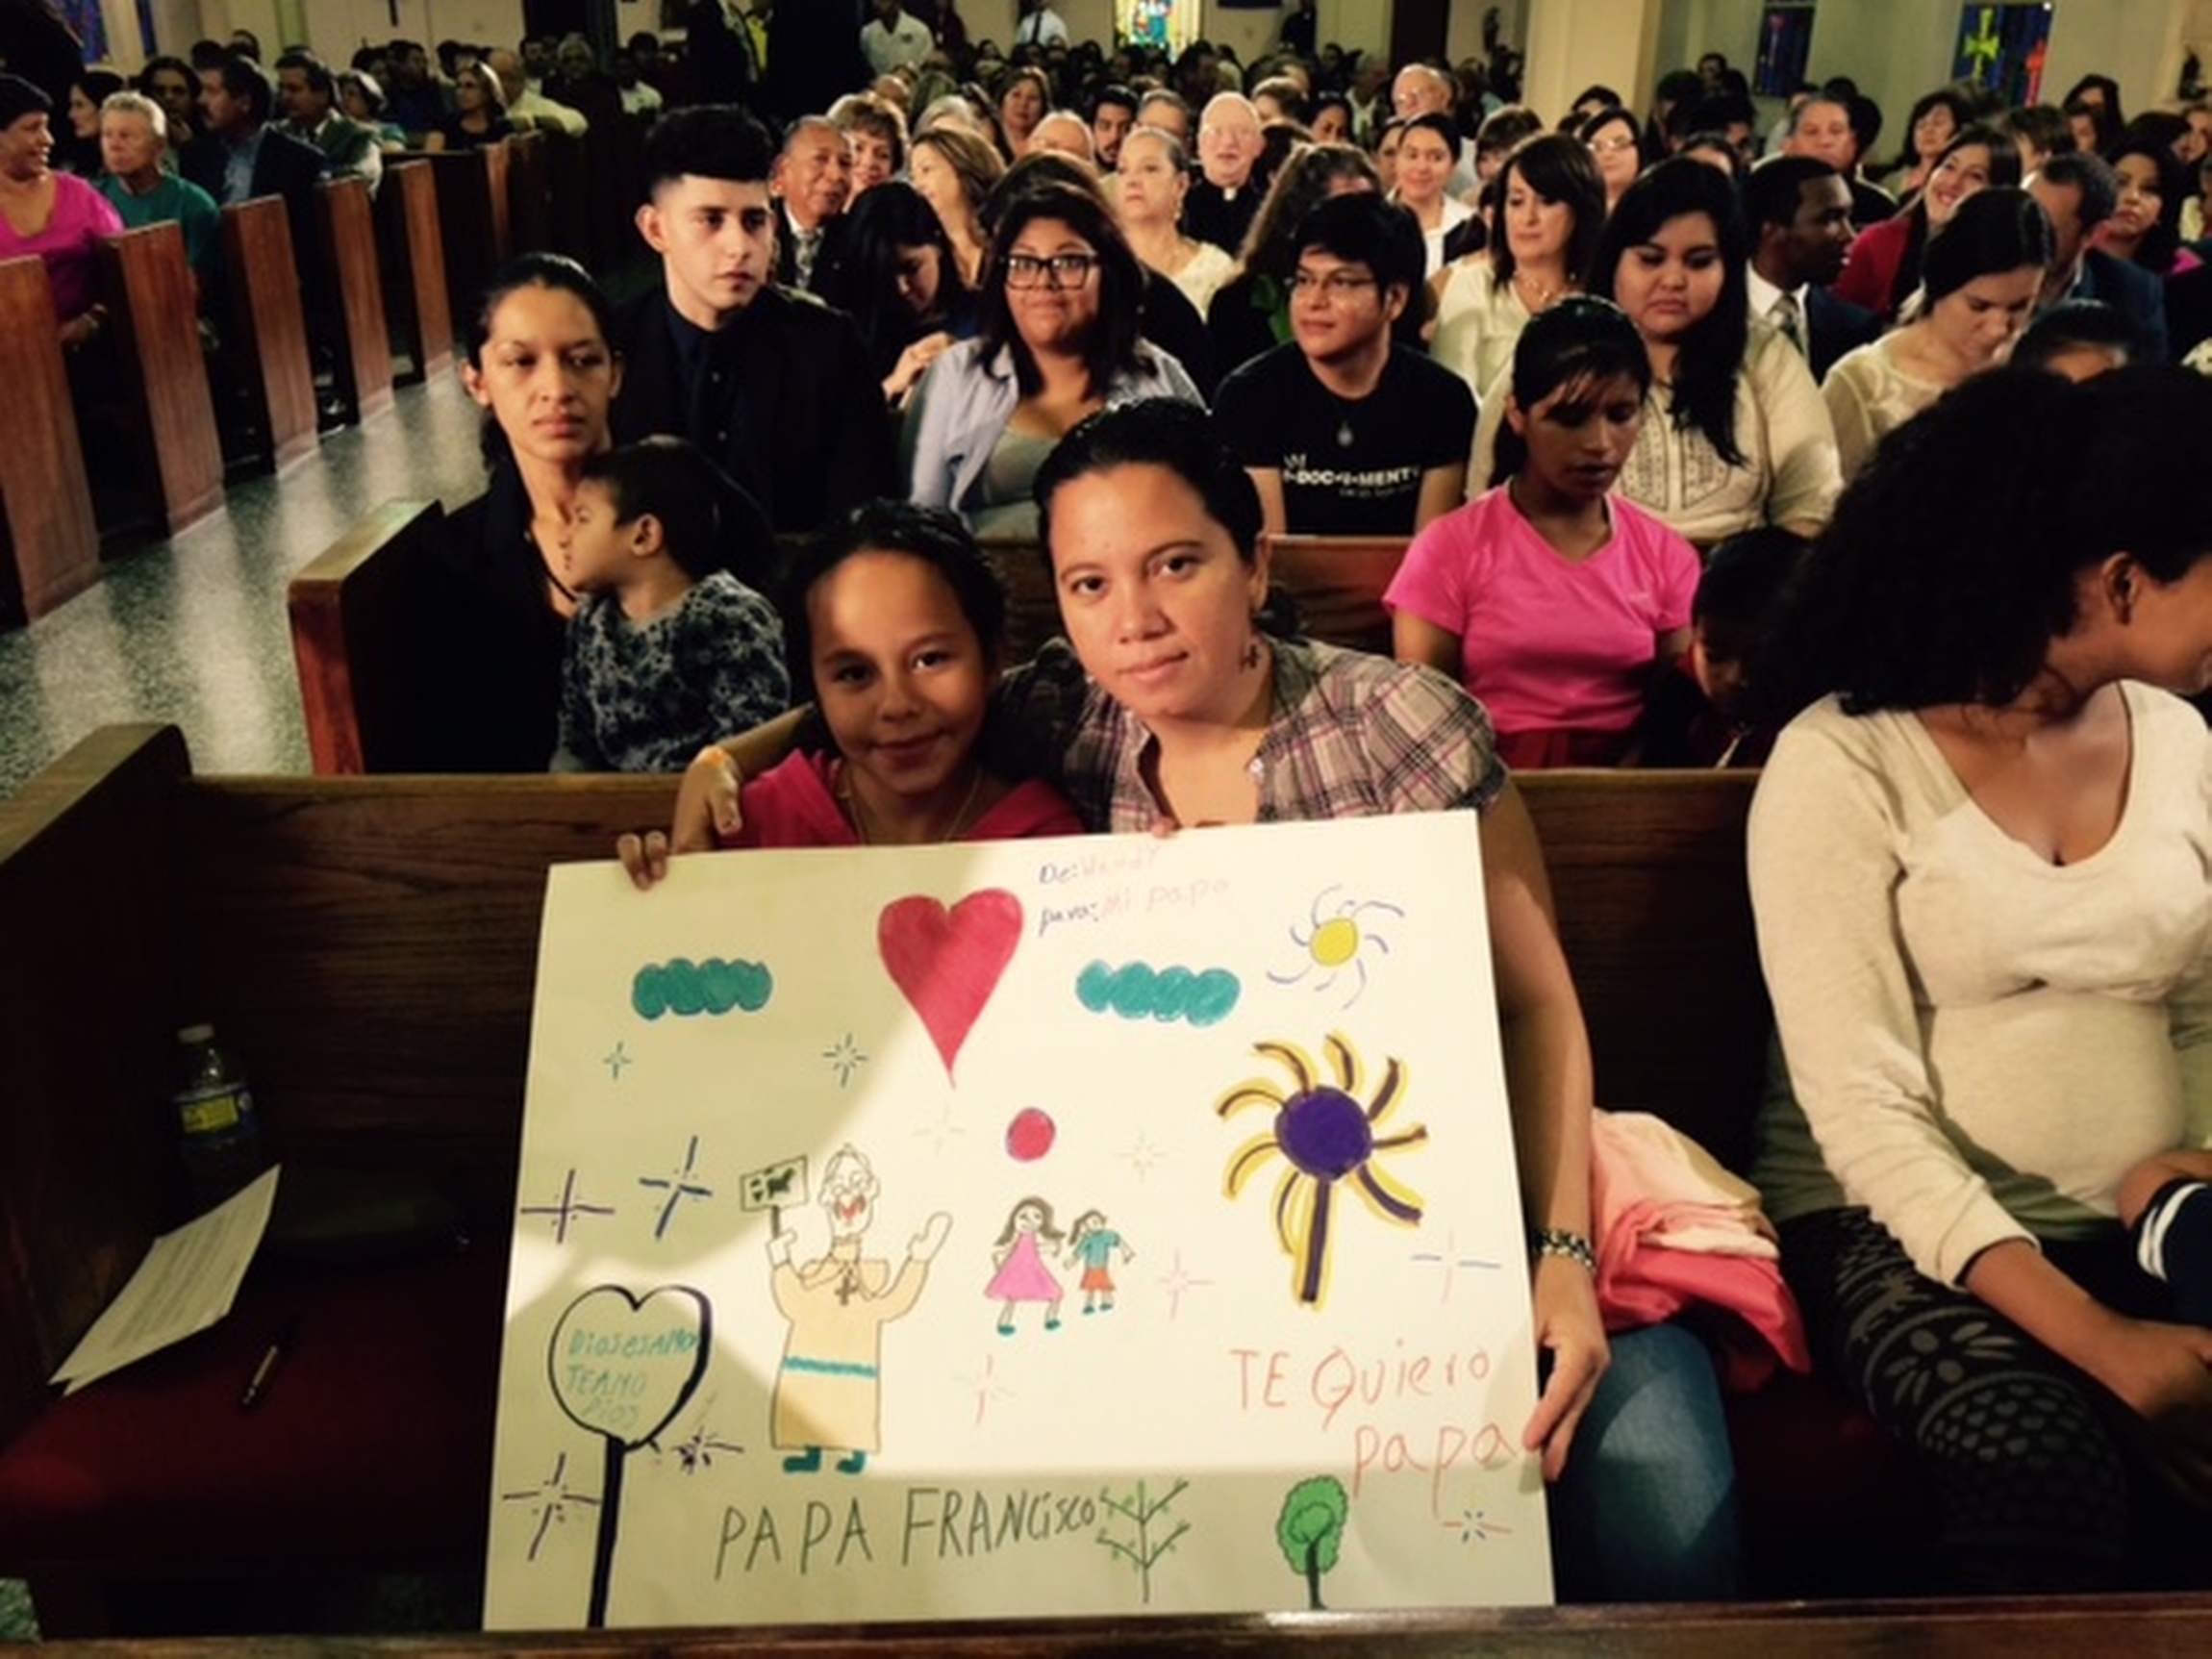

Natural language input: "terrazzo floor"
[0,370,494,800]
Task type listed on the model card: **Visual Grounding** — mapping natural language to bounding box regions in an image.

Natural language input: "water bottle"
[172,1023,267,1211]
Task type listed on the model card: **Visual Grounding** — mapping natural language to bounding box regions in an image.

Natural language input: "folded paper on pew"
[51,1167,280,1394]
[486,814,1548,1628]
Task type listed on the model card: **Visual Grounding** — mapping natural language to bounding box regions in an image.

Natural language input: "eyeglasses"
[1005,252,1100,289]
[1289,269,1378,298]
[1589,134,1640,155]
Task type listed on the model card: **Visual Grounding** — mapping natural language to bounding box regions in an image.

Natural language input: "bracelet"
[1530,1227,1596,1273]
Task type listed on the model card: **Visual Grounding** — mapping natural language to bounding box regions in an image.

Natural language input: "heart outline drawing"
[878,890,1024,1080]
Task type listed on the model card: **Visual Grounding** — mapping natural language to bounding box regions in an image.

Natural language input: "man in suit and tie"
[2028,150,2172,362]
[611,106,891,536]
[1745,156,1878,381]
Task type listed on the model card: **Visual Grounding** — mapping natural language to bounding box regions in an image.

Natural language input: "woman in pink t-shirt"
[1388,296,1700,767]
[0,74,122,344]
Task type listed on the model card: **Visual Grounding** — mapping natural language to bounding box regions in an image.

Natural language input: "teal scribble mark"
[633,957,774,1020]
[1075,961,1241,1026]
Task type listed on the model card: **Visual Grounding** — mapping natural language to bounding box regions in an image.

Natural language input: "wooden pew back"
[97,220,224,536]
[1260,533,1404,657]
[430,144,513,339]
[0,255,99,623]
[379,159,454,382]
[287,499,445,774]
[219,195,317,470]
[316,176,394,423]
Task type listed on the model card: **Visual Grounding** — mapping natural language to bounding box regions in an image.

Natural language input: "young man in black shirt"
[1214,193,1474,536]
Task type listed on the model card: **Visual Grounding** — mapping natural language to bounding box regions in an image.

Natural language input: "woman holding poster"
[635,401,1742,1601]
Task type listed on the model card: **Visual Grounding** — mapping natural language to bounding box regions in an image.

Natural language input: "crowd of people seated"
[13,2,2212,1608]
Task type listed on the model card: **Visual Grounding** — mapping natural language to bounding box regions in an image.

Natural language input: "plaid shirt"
[998,638,1506,833]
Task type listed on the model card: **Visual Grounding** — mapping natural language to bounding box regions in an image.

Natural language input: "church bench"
[217,195,318,472]
[0,254,100,623]
[428,144,514,342]
[504,128,551,261]
[316,176,395,426]
[96,220,224,538]
[379,160,455,384]
[0,727,1924,1636]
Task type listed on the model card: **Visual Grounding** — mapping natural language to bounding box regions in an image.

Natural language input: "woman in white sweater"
[1749,364,2212,1592]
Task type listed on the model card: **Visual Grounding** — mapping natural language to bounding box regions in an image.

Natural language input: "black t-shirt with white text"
[1215,343,1477,536]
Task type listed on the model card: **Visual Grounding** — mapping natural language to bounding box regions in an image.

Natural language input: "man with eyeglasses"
[611,105,892,534]
[1214,195,1473,535]
[1186,92,1266,254]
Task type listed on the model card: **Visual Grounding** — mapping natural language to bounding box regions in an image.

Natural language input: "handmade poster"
[485,813,1550,1629]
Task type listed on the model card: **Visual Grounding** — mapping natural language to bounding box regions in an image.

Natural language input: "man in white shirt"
[488,48,587,136]
[1014,1,1069,48]
[860,0,934,77]
[1744,155,1875,380]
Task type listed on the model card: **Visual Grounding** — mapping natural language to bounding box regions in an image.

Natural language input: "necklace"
[838,762,986,845]
[1513,268,1565,312]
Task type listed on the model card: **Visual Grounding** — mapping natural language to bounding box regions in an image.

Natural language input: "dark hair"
[1874,123,2023,313]
[1674,91,1754,145]
[2102,134,2192,273]
[1490,133,1606,287]
[1920,187,2051,303]
[977,182,1147,398]
[1677,132,1749,184]
[2062,93,2122,158]
[2002,104,2074,162]
[1591,157,1750,466]
[1235,141,1380,279]
[1293,192,1423,298]
[1882,88,1973,176]
[0,72,49,129]
[1570,84,1623,114]
[75,67,128,108]
[641,103,775,197]
[1311,91,1351,133]
[1399,110,1461,164]
[1758,365,2212,716]
[138,54,196,93]
[578,438,724,580]
[463,252,618,466]
[2011,299,2152,372]
[817,180,969,375]
[209,53,275,124]
[2034,147,2120,229]
[1578,104,1644,170]
[1743,154,1836,231]
[1251,75,1308,124]
[781,501,1010,690]
[1696,526,1808,632]
[1092,84,1138,120]
[1490,296,1651,486]
[272,50,336,99]
[1036,398,1264,566]
[1474,104,1545,164]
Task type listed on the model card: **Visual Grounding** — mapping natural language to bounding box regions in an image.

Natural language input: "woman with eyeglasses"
[1577,105,1645,214]
[902,181,1202,537]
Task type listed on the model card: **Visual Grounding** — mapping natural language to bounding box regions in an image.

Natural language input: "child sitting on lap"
[553,438,791,772]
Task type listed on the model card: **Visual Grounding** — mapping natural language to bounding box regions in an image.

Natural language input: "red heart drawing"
[878,890,1024,1080]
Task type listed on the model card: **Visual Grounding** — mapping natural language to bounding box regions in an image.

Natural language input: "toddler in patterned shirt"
[553,437,792,771]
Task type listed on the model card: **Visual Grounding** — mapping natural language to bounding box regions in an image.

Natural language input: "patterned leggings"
[1779,1206,2196,1592]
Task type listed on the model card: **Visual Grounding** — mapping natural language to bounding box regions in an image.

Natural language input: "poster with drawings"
[485,812,1552,1629]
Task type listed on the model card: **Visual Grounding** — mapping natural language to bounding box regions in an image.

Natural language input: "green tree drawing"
[1094,1476,1192,1603]
[1275,1474,1348,1611]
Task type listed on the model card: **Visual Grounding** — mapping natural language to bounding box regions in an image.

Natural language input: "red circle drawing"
[1006,1108,1056,1161]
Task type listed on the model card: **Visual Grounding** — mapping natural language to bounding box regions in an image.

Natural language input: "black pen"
[240,1314,299,1411]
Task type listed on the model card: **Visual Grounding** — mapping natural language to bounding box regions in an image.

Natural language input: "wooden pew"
[287,500,446,774]
[0,729,2046,1635]
[379,159,455,384]
[430,144,514,339]
[0,255,101,624]
[95,220,224,537]
[1259,534,1406,657]
[316,176,395,424]
[504,127,550,255]
[540,128,594,264]
[218,194,318,471]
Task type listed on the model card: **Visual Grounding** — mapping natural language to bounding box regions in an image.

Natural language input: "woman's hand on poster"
[1522,1253,1609,1483]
